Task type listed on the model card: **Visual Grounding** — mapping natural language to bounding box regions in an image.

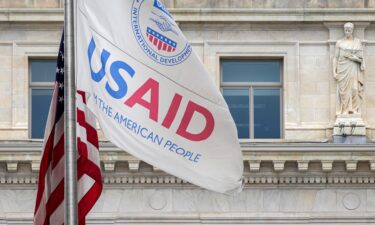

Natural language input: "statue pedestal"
[332,114,367,144]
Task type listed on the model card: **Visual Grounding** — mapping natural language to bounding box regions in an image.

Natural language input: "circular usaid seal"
[131,0,192,66]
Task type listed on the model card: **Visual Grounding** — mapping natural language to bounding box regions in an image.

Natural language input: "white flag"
[76,0,243,193]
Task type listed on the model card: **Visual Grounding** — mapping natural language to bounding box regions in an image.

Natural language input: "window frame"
[220,57,284,139]
[28,57,56,139]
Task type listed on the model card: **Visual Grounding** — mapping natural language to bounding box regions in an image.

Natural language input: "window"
[221,59,282,139]
[29,59,56,139]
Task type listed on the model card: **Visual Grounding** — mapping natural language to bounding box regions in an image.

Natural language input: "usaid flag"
[76,0,243,193]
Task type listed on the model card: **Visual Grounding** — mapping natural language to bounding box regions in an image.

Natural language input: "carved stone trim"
[99,174,375,186]
[1,8,375,23]
[346,160,358,172]
[273,160,285,171]
[128,160,140,172]
[248,160,261,172]
[6,162,18,172]
[4,212,375,224]
[0,141,374,186]
[370,161,375,171]
[297,160,309,171]
[0,173,373,186]
[31,161,40,172]
[322,160,334,172]
[103,161,115,172]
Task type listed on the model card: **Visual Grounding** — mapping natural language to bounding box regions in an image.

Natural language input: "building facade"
[1,0,375,224]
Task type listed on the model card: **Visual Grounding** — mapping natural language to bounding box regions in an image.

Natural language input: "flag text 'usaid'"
[87,37,215,142]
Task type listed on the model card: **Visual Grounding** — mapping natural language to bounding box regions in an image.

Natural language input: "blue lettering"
[164,140,173,148]
[88,37,136,99]
[147,132,154,143]
[183,151,192,159]
[114,112,128,126]
[107,61,135,99]
[87,38,110,82]
[194,154,201,163]
[93,92,98,104]
[140,127,148,138]
[154,135,163,146]
[176,147,185,155]
[170,143,178,152]
[127,119,133,130]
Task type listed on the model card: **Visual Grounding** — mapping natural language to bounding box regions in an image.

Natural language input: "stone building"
[1,0,375,224]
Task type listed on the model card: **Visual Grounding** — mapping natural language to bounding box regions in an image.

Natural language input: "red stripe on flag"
[77,137,88,160]
[34,128,55,213]
[44,179,64,225]
[157,40,163,50]
[77,109,99,149]
[51,136,64,169]
[78,182,102,225]
[76,90,86,104]
[153,38,158,46]
[77,156,102,182]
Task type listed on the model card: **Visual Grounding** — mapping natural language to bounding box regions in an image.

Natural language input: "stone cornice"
[1,171,375,187]
[5,212,375,224]
[1,8,375,23]
[0,141,374,187]
[0,8,63,22]
[170,8,375,22]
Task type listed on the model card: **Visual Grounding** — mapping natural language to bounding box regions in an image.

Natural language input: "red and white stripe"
[146,33,176,52]
[34,89,102,225]
[76,90,102,225]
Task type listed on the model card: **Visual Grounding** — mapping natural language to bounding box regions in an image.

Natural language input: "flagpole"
[64,0,78,224]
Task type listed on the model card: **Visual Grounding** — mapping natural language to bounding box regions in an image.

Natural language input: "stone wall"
[164,0,375,8]
[0,0,62,8]
[0,142,374,224]
[1,7,375,140]
[0,24,62,139]
[2,0,375,9]
[177,21,375,139]
[1,188,375,225]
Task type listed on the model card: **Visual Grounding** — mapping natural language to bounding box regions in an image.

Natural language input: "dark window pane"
[222,60,281,83]
[223,89,250,139]
[31,89,53,139]
[31,60,56,83]
[254,89,281,138]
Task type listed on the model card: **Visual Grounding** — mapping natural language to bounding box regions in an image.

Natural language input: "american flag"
[146,27,177,52]
[33,33,102,225]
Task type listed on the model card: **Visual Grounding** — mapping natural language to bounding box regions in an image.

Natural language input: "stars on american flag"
[55,40,64,110]
[59,50,64,60]
[55,67,64,76]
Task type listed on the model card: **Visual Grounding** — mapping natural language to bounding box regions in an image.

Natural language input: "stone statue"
[333,22,365,115]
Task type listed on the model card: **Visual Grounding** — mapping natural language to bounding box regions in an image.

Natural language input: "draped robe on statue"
[335,38,365,115]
